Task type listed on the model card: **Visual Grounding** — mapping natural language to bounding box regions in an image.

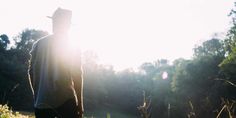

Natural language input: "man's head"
[49,8,72,35]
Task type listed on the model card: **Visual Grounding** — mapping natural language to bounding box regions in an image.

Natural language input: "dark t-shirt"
[28,35,82,108]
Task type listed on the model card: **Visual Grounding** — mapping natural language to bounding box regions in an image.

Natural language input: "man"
[28,8,84,118]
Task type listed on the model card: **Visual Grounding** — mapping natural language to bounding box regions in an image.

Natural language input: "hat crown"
[51,7,72,20]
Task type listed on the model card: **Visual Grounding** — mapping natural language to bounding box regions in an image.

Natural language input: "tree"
[194,38,225,58]
[170,38,227,118]
[219,2,236,99]
[0,29,48,110]
[0,34,10,50]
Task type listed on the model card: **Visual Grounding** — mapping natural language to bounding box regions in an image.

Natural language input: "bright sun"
[0,0,232,71]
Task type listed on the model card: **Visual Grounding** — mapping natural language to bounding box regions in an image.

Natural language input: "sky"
[0,0,235,71]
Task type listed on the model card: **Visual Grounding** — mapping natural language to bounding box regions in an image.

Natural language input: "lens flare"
[162,71,168,80]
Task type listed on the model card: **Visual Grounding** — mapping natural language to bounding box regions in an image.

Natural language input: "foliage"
[0,29,48,110]
[0,104,33,118]
[2,2,236,117]
[0,28,235,118]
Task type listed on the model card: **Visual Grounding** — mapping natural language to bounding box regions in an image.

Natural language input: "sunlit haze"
[0,0,234,71]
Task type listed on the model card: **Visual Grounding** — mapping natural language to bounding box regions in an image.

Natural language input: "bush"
[0,104,34,118]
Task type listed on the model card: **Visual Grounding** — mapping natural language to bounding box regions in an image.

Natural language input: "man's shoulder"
[33,35,55,48]
[34,35,53,45]
[30,35,53,53]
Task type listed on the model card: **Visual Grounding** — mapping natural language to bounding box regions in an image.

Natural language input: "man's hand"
[77,105,84,118]
[79,112,83,118]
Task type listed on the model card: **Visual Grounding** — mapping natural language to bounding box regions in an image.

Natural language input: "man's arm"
[73,69,84,114]
[71,50,84,115]
[28,43,37,96]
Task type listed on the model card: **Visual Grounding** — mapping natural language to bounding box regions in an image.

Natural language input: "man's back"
[29,35,78,109]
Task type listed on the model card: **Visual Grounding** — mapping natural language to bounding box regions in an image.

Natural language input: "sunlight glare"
[51,29,81,68]
[68,29,80,52]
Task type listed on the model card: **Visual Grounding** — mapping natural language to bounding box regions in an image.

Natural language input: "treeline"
[1,4,236,118]
[81,37,235,117]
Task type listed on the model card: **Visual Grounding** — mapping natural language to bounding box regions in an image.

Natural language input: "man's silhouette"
[28,8,84,118]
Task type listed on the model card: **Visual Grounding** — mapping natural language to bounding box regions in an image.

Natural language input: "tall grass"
[216,99,235,118]
[138,91,152,118]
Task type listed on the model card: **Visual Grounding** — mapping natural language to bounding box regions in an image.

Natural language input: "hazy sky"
[0,0,234,70]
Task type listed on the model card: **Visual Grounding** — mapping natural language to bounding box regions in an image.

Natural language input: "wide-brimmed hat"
[47,7,72,21]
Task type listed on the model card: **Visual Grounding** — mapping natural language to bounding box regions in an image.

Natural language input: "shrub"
[0,104,34,118]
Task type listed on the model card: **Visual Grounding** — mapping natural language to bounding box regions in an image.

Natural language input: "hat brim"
[46,16,53,19]
[46,16,76,25]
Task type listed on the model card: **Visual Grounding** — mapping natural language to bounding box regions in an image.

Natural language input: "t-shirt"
[28,34,82,109]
